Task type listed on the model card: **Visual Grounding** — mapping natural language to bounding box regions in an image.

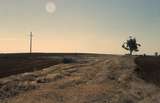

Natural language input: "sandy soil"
[0,55,160,103]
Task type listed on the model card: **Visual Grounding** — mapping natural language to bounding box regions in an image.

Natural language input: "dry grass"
[0,55,160,103]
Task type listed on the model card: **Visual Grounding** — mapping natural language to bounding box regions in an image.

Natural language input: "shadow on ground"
[135,56,160,87]
[0,53,79,78]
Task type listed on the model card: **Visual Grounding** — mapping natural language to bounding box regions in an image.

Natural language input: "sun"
[45,1,56,14]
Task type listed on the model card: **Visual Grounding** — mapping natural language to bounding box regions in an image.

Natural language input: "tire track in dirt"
[1,56,113,103]
[1,55,160,103]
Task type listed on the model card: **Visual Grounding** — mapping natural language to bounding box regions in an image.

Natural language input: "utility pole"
[30,32,33,54]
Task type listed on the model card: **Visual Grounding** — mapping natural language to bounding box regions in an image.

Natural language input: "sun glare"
[45,1,56,14]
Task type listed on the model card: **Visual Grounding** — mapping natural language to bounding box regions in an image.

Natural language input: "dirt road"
[0,55,160,103]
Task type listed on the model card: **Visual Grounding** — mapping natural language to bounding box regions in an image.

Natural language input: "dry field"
[0,53,160,103]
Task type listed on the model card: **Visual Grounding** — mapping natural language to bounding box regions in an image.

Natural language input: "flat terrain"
[135,56,160,87]
[0,53,85,78]
[0,54,160,103]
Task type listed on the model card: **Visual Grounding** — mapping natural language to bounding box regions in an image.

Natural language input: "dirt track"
[0,55,160,103]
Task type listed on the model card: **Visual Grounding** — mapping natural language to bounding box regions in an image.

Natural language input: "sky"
[0,0,160,54]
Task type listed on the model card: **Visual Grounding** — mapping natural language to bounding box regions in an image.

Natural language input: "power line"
[30,32,33,54]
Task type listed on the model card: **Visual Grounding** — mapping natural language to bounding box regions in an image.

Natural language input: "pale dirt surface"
[0,55,160,103]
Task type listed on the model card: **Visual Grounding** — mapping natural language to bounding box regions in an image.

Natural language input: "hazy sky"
[0,0,160,54]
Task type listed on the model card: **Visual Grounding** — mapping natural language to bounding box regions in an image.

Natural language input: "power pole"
[30,32,33,54]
